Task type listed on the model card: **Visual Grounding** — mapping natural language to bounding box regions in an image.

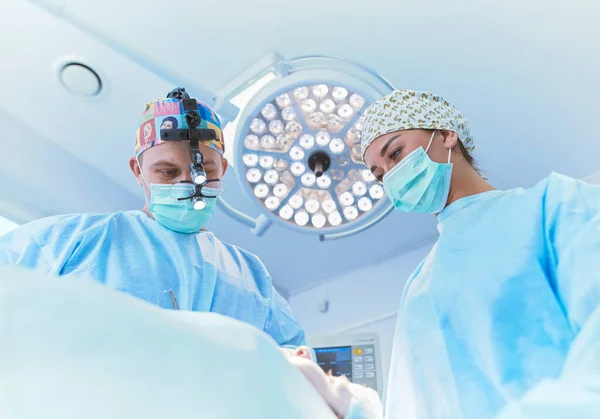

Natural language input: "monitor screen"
[314,346,352,379]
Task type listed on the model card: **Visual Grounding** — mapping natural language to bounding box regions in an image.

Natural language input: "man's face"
[131,141,228,196]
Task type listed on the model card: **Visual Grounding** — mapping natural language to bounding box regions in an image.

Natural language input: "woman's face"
[363,129,457,183]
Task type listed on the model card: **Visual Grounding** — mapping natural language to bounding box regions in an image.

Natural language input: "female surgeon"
[360,90,600,419]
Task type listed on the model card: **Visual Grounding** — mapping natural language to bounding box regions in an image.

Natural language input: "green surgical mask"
[382,131,453,213]
[148,183,216,234]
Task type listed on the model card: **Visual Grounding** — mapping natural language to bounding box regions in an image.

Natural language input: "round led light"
[352,181,367,196]
[250,118,266,134]
[269,120,284,134]
[332,86,348,101]
[358,197,373,212]
[294,87,309,101]
[370,184,385,200]
[362,170,376,182]
[315,131,330,146]
[285,121,302,137]
[289,195,304,209]
[260,135,276,149]
[279,205,294,220]
[312,84,328,98]
[244,135,259,149]
[320,99,335,113]
[299,134,315,149]
[254,184,269,199]
[246,168,262,183]
[338,104,354,119]
[326,114,342,130]
[329,138,345,154]
[294,211,309,226]
[264,169,278,185]
[277,133,292,147]
[290,162,306,176]
[273,183,289,197]
[265,196,280,210]
[328,211,342,226]
[281,107,296,121]
[260,135,275,149]
[312,213,327,228]
[305,199,320,214]
[276,93,291,108]
[343,206,359,220]
[316,175,332,189]
[290,146,305,161]
[340,191,354,206]
[259,156,274,169]
[301,173,316,187]
[309,112,326,125]
[261,103,277,120]
[243,154,258,167]
[301,99,317,113]
[322,199,336,214]
[349,93,365,109]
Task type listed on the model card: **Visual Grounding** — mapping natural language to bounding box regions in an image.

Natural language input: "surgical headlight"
[192,168,207,185]
[192,197,207,210]
[160,87,222,210]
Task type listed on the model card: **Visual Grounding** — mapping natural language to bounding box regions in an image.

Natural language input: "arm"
[0,228,51,272]
[495,175,600,418]
[264,288,307,346]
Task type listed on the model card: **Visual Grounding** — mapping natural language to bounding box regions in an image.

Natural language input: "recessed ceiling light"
[58,62,102,97]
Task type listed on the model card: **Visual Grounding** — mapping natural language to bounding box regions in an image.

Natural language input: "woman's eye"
[390,148,402,160]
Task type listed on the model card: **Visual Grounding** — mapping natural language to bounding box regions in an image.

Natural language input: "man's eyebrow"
[150,160,179,168]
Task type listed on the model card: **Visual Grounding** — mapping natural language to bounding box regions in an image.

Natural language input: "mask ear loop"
[425,131,452,163]
[136,155,153,207]
[425,131,436,153]
[136,155,152,189]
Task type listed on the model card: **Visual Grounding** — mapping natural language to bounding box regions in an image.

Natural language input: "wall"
[288,243,433,395]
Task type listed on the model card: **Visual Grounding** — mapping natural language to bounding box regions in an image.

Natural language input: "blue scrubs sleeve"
[264,288,307,346]
[0,228,51,272]
[496,175,600,418]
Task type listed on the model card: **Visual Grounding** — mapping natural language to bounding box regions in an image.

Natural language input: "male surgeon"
[0,87,306,346]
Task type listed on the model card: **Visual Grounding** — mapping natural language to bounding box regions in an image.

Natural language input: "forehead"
[363,130,403,163]
[142,141,222,166]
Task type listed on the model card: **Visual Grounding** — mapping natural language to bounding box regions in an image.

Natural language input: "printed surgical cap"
[360,89,474,162]
[134,96,224,157]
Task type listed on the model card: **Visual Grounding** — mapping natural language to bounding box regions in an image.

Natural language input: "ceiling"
[0,0,598,295]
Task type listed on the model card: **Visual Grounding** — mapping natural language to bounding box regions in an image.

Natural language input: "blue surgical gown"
[386,173,600,419]
[0,210,306,346]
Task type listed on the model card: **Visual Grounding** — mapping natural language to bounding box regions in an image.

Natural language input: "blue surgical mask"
[382,131,452,213]
[148,183,216,234]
